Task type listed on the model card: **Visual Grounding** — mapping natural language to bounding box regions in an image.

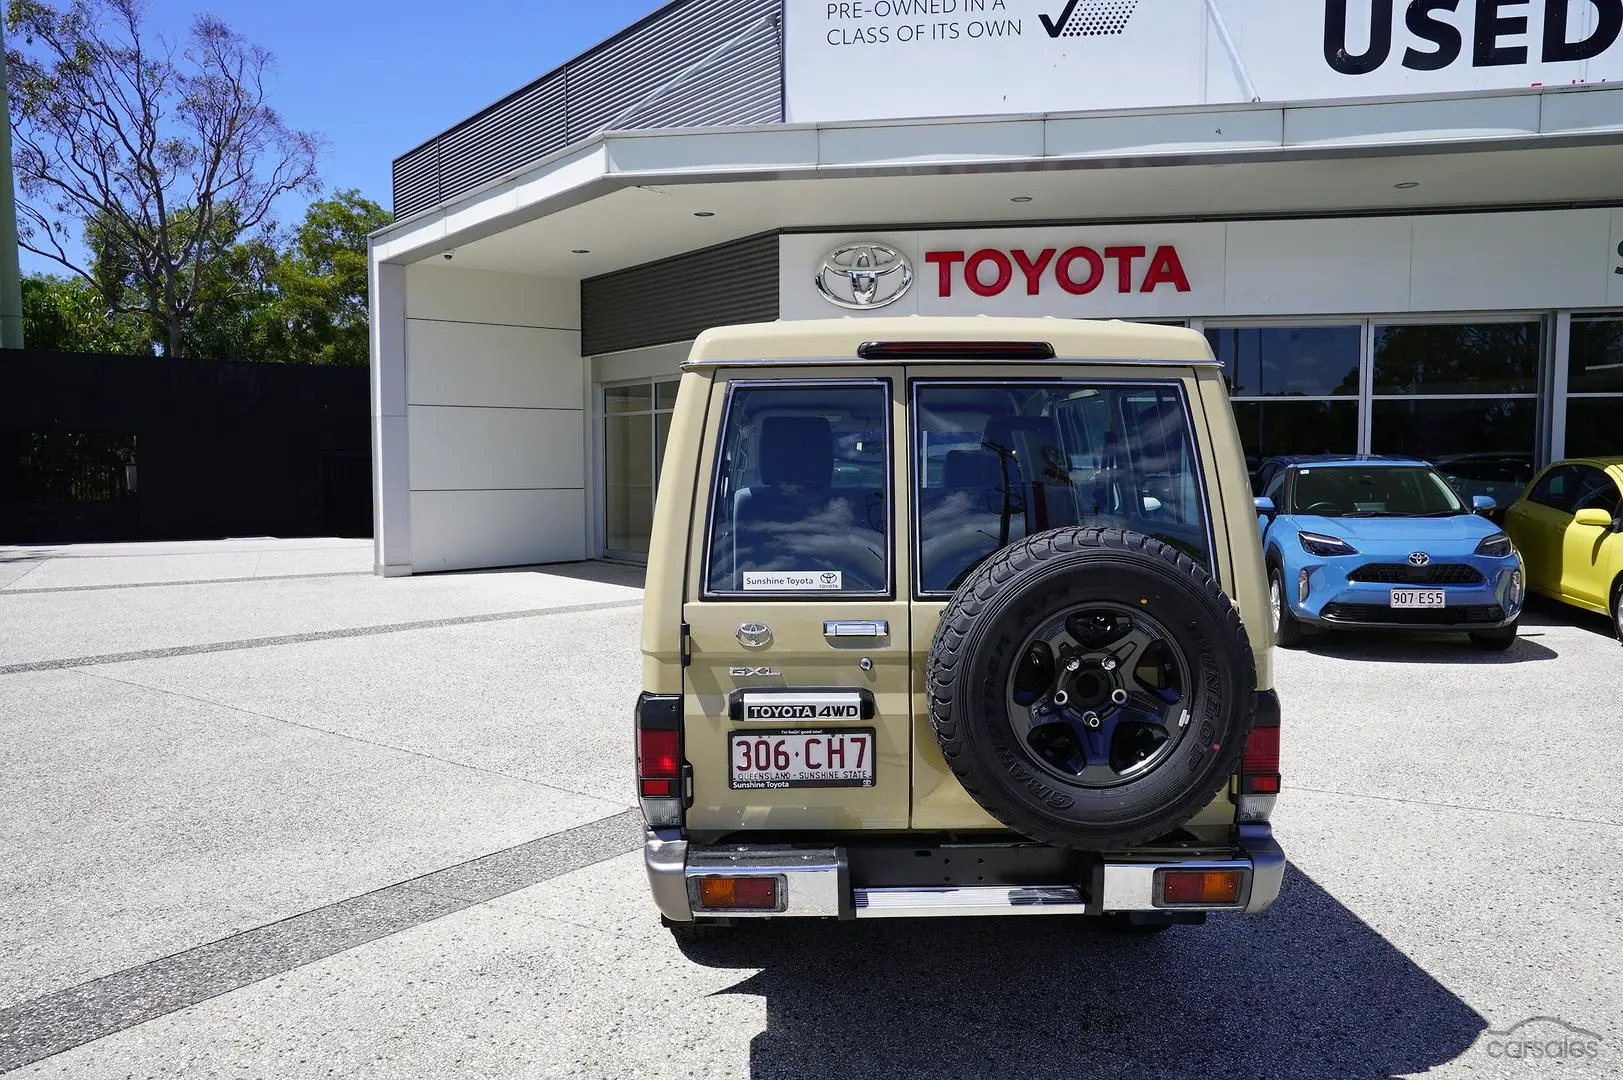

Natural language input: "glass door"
[602,377,678,560]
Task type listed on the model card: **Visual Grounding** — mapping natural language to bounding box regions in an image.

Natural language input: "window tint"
[1205,325,1361,397]
[913,382,1210,594]
[704,382,889,596]
[1289,466,1464,517]
[1572,466,1622,515]
[1528,466,1581,513]
[1372,322,1540,395]
[1263,470,1287,504]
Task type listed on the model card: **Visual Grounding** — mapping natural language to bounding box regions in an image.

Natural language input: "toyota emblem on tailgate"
[815,242,913,310]
[736,622,773,649]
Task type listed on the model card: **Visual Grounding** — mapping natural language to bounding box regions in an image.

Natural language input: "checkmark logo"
[1040,0,1079,37]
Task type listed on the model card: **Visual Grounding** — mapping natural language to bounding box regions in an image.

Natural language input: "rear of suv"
[637,317,1284,932]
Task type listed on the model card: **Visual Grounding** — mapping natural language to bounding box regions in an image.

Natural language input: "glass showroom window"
[1204,325,1361,483]
[1369,321,1541,505]
[603,378,677,558]
[1566,316,1623,459]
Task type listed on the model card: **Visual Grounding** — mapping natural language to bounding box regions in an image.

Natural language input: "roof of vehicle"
[1552,455,1623,468]
[684,317,1220,367]
[1262,454,1432,469]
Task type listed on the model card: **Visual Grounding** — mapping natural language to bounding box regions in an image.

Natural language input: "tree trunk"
[166,312,183,358]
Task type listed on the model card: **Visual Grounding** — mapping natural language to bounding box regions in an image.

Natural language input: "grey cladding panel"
[440,74,567,197]
[392,144,440,219]
[391,0,784,216]
[582,233,779,356]
[566,0,783,136]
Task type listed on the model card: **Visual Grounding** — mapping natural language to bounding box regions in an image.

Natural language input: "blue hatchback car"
[1252,455,1525,650]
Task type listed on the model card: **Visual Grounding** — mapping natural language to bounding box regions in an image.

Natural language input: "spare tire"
[926,527,1257,851]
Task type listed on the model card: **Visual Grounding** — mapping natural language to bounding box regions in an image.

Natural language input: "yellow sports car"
[1502,457,1623,642]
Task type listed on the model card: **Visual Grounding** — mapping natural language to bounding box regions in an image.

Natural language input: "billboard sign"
[785,0,1623,123]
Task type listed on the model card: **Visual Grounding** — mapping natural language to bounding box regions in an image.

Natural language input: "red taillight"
[696,876,781,910]
[637,729,680,780]
[1161,870,1242,905]
[1240,725,1280,794]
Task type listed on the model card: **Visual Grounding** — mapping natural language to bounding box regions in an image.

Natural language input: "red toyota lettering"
[965,249,1013,297]
[1104,245,1146,293]
[924,250,965,296]
[1055,246,1104,295]
[1141,245,1191,292]
[1011,248,1055,295]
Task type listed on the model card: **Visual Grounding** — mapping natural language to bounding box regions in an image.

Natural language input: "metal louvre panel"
[565,0,782,138]
[440,74,567,198]
[390,0,786,215]
[582,233,779,356]
[391,144,440,219]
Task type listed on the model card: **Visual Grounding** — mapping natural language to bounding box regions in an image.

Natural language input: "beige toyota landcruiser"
[636,317,1284,934]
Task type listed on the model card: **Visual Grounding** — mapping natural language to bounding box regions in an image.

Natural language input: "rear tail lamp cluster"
[692,875,783,912]
[1160,870,1243,906]
[1234,690,1281,823]
[635,692,685,828]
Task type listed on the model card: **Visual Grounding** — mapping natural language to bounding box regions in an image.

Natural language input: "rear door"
[681,368,913,833]
[904,368,1239,836]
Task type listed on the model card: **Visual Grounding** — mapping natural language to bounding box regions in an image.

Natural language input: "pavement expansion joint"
[0,809,644,1073]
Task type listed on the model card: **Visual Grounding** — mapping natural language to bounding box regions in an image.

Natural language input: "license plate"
[728,728,875,790]
[1390,589,1446,608]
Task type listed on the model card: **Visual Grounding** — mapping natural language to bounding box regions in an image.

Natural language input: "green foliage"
[20,274,151,354]
[18,191,392,363]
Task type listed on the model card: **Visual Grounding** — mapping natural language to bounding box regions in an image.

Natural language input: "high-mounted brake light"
[856,340,1056,361]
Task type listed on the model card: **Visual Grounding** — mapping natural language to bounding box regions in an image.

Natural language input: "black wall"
[0,350,371,544]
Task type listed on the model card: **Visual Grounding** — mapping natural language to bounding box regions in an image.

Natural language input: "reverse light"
[1475,532,1514,558]
[1161,870,1242,905]
[1298,531,1357,557]
[694,875,782,911]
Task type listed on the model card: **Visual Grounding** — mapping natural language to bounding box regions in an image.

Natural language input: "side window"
[1572,466,1622,515]
[912,381,1211,595]
[1263,470,1287,505]
[1528,466,1580,513]
[703,381,890,597]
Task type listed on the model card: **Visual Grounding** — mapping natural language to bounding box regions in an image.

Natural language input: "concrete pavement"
[0,539,1618,1078]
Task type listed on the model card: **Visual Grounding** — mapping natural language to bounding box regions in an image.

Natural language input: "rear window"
[913,381,1212,594]
[702,381,891,597]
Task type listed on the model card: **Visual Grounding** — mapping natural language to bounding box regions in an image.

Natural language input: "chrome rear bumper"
[646,823,1286,922]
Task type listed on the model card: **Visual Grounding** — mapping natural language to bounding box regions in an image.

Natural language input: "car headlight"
[1475,532,1514,558]
[1298,531,1357,557]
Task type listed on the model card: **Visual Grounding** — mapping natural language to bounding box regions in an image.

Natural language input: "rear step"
[854,885,1087,918]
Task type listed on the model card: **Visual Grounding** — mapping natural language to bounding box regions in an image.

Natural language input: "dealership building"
[368,0,1623,575]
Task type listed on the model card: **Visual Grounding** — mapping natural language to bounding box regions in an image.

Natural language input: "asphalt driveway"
[0,538,1617,1079]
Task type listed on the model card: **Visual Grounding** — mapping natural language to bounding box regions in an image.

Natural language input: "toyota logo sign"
[1408,552,1431,567]
[815,242,913,310]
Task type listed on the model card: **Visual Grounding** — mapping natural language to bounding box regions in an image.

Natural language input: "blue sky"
[16,0,668,274]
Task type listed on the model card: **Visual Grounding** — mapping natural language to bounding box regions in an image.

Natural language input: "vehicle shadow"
[1518,595,1616,641]
[424,558,647,590]
[1293,630,1557,664]
[678,865,1484,1080]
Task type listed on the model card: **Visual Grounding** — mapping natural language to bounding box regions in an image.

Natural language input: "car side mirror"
[1573,507,1614,528]
[1254,496,1275,517]
[1472,495,1496,513]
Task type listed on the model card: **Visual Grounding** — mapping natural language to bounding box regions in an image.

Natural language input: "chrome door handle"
[824,619,889,640]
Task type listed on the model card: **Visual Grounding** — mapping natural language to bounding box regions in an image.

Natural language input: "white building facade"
[370,0,1623,574]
